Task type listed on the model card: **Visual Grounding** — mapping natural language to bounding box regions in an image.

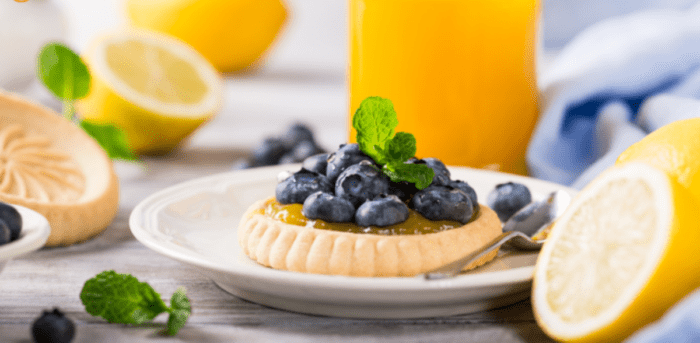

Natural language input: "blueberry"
[450,180,478,210]
[335,162,390,207]
[31,308,75,343]
[325,143,374,183]
[387,180,418,203]
[282,123,316,150]
[251,137,287,166]
[276,169,333,204]
[0,202,22,241]
[279,140,322,164]
[355,195,409,227]
[487,182,532,222]
[408,157,451,186]
[302,153,330,175]
[0,220,11,246]
[411,185,474,224]
[302,192,355,223]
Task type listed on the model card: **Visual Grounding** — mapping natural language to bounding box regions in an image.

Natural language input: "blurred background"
[1,0,698,158]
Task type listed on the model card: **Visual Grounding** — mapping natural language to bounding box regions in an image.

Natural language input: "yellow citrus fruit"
[76,29,223,155]
[125,0,288,73]
[616,118,700,203]
[532,162,700,343]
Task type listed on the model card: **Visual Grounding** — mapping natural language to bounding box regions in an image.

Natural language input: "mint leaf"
[38,43,90,101]
[170,287,191,313]
[80,270,169,325]
[165,287,190,336]
[80,120,139,162]
[384,163,434,190]
[81,271,191,336]
[352,97,398,163]
[385,132,416,164]
[166,309,189,336]
[38,42,139,163]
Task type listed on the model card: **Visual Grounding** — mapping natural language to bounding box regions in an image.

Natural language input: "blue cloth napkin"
[626,287,700,343]
[527,4,700,342]
[528,2,700,189]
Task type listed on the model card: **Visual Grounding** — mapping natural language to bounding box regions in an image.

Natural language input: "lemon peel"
[125,0,288,73]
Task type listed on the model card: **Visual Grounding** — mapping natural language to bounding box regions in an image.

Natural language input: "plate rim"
[0,204,51,261]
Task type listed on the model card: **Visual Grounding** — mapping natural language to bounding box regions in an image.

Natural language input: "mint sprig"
[80,270,191,336]
[37,43,138,162]
[352,97,434,189]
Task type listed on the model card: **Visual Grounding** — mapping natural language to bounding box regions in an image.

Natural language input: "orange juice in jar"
[349,0,539,175]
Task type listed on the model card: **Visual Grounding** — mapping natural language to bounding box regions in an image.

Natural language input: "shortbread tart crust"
[239,198,503,277]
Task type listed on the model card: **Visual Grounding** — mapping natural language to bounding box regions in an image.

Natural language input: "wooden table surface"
[0,145,556,343]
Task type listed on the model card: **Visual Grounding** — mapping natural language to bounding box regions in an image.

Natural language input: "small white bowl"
[0,205,51,274]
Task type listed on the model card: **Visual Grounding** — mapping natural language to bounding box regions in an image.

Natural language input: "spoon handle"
[422,231,530,280]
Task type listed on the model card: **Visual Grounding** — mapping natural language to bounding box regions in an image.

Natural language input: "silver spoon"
[422,190,571,280]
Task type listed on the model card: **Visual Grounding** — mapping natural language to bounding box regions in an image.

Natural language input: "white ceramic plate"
[0,204,51,274]
[130,164,577,319]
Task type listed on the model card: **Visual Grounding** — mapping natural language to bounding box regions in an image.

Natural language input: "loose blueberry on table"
[0,201,22,246]
[31,308,75,343]
[238,123,326,168]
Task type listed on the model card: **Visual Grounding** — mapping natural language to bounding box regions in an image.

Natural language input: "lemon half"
[532,162,700,343]
[77,29,223,155]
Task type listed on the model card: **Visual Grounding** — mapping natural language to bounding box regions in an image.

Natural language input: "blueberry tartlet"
[238,97,502,277]
[238,145,502,277]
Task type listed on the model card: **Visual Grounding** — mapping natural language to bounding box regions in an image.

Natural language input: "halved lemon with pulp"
[532,162,700,342]
[77,29,223,155]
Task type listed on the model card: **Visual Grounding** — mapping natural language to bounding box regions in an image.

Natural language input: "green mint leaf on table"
[352,96,399,164]
[167,309,190,336]
[166,287,191,336]
[170,287,191,312]
[384,163,434,190]
[80,121,139,162]
[80,270,169,324]
[80,270,191,336]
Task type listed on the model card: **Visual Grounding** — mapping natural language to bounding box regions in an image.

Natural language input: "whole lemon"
[616,117,700,203]
[125,0,288,73]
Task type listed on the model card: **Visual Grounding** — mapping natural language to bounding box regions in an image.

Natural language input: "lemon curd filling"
[256,198,480,235]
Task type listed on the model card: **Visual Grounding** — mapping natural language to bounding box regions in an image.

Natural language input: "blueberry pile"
[31,308,75,343]
[487,182,532,222]
[0,202,22,246]
[276,143,479,227]
[238,123,326,168]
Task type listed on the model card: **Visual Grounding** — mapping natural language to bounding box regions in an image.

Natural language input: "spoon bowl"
[423,190,571,280]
